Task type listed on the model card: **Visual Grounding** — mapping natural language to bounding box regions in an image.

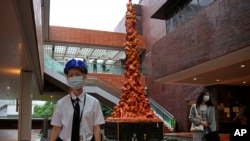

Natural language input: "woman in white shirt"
[50,58,105,141]
[189,90,217,141]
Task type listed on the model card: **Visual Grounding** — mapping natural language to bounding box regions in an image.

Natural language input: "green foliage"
[32,101,113,118]
[101,104,113,117]
[33,101,55,118]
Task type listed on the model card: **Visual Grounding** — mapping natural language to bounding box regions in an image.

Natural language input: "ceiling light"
[7,86,10,89]
[193,78,197,80]
[240,64,245,68]
[216,79,220,82]
[242,81,246,84]
[18,41,23,49]
[1,68,21,75]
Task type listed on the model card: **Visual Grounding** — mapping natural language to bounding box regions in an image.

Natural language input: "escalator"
[44,55,176,130]
[44,55,120,107]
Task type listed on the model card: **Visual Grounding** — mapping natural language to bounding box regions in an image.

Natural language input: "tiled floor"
[0,129,42,141]
[0,130,229,141]
[164,132,230,141]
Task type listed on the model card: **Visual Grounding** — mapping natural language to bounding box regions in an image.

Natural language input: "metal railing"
[149,97,176,131]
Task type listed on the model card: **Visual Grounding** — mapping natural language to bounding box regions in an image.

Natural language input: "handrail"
[0,104,7,110]
[85,77,121,99]
[149,97,176,130]
[44,55,65,75]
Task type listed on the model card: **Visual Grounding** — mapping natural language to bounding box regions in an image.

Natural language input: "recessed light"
[240,65,245,68]
[7,86,10,89]
[193,78,197,80]
[216,79,220,82]
[242,81,246,84]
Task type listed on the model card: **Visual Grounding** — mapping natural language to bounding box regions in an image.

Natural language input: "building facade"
[140,0,250,131]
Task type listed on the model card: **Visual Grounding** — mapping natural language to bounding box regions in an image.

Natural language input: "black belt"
[56,136,95,141]
[56,137,63,141]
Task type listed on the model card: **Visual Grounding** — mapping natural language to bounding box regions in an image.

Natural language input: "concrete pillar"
[42,118,48,138]
[18,70,33,141]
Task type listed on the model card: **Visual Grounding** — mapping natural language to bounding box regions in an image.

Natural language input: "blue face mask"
[67,76,84,89]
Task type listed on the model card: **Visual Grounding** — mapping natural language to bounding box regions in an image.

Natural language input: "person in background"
[50,58,105,141]
[244,106,250,126]
[189,90,217,141]
[93,59,97,73]
[102,60,107,73]
[233,103,247,125]
[82,58,88,69]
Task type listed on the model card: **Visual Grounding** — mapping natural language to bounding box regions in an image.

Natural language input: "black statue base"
[104,120,164,141]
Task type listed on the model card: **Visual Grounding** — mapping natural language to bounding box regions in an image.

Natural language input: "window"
[166,0,215,33]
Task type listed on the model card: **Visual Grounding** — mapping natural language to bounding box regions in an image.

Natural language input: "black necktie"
[71,98,80,141]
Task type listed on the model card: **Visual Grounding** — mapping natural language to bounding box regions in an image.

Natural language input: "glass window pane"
[199,0,214,9]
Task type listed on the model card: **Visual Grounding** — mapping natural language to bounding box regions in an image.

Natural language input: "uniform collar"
[71,91,85,102]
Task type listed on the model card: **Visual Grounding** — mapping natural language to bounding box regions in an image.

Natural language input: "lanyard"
[70,93,86,123]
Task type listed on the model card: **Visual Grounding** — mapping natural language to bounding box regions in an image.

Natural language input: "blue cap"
[64,59,88,74]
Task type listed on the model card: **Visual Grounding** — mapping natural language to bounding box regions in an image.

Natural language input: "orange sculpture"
[106,0,160,122]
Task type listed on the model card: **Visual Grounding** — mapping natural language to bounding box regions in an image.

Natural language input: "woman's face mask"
[67,76,84,89]
[203,95,210,101]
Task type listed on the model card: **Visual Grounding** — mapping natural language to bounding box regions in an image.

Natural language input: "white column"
[18,70,33,141]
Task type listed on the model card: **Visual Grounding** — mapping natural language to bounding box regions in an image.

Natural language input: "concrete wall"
[49,26,146,49]
[88,73,146,90]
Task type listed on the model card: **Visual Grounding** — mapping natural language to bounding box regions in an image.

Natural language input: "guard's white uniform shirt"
[51,92,105,141]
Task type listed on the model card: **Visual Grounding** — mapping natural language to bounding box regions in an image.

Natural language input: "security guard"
[50,58,105,141]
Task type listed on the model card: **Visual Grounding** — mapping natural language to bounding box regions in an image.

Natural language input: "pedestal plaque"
[105,120,164,141]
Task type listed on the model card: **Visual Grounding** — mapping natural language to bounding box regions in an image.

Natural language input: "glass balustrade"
[150,98,176,130]
[44,55,145,75]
